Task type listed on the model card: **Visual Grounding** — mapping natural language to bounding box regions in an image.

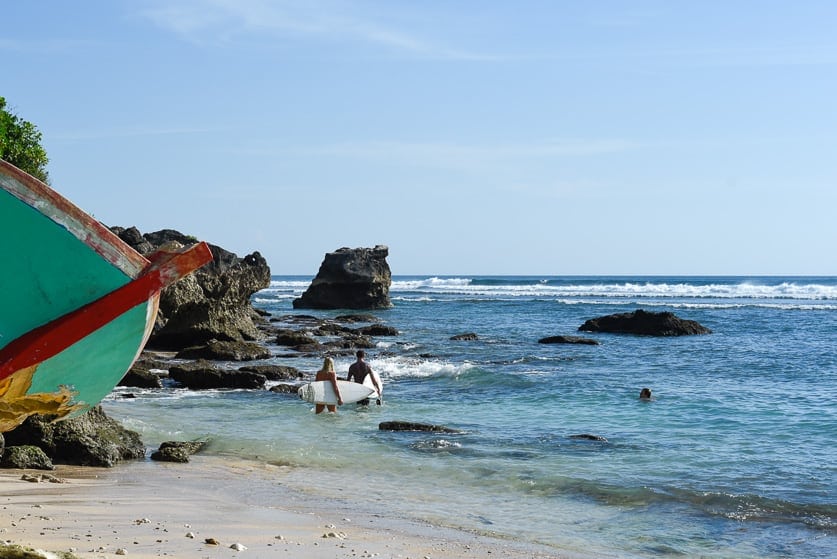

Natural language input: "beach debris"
[229,543,247,551]
[185,532,196,539]
[205,538,220,545]
[19,473,65,484]
[115,548,128,555]
[134,518,151,525]
[322,531,347,539]
[274,535,285,540]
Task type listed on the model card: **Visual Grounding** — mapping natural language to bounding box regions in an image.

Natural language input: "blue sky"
[3,1,835,275]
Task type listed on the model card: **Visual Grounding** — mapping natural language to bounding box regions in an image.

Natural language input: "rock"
[450,333,478,341]
[379,421,462,434]
[238,364,302,380]
[579,309,712,336]
[293,246,392,309]
[112,227,271,349]
[569,434,609,442]
[169,361,267,390]
[150,441,206,463]
[269,383,304,395]
[175,339,272,361]
[119,362,164,389]
[0,542,81,558]
[335,314,380,323]
[275,329,319,347]
[313,323,354,336]
[2,406,144,467]
[0,445,55,470]
[356,325,399,336]
[538,335,600,345]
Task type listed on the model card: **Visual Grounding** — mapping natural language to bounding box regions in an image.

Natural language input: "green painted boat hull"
[0,162,157,430]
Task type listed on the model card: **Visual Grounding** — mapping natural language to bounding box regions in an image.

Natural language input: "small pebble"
[230,542,247,551]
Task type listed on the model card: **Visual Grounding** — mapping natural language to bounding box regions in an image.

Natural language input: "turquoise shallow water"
[104,276,837,558]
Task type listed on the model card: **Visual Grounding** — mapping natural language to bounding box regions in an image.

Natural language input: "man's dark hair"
[356,350,365,358]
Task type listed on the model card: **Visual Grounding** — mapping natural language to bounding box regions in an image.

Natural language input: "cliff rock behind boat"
[111,227,272,348]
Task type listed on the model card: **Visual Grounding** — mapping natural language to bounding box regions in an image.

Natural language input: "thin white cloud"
[138,0,492,59]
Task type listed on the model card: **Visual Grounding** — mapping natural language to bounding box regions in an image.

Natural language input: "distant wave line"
[268,278,837,301]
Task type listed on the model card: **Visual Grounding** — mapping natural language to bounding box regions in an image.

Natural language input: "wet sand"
[0,456,577,559]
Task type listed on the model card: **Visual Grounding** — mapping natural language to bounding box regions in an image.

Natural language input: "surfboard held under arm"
[298,380,375,405]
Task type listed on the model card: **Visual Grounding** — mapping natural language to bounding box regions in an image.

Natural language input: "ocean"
[103,276,836,558]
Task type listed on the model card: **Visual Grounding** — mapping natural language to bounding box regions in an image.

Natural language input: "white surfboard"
[362,369,383,402]
[298,380,374,405]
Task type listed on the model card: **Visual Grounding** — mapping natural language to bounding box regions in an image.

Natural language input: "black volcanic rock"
[293,245,391,310]
[111,227,271,349]
[168,360,266,390]
[579,309,711,336]
[538,335,599,345]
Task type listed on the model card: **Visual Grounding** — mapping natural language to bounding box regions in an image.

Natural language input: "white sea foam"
[387,279,837,301]
[371,355,474,380]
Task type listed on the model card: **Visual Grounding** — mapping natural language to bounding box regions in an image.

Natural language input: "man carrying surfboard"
[347,350,382,405]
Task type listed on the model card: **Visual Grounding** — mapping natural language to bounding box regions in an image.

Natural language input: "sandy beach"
[0,456,576,559]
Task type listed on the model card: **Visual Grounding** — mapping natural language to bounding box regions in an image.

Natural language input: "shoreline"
[1,455,583,559]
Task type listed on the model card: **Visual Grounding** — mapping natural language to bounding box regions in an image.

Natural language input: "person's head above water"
[639,387,652,400]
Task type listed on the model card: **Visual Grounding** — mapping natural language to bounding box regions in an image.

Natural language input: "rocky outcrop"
[111,227,272,349]
[2,406,145,467]
[293,245,392,309]
[538,335,600,345]
[579,309,711,336]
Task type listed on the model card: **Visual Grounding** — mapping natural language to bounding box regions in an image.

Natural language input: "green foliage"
[0,96,50,184]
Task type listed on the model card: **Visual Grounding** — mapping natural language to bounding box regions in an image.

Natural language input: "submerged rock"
[379,421,463,434]
[538,335,599,345]
[450,332,479,341]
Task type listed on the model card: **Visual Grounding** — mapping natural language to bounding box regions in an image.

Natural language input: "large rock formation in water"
[579,309,711,336]
[293,245,392,310]
[111,227,272,348]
